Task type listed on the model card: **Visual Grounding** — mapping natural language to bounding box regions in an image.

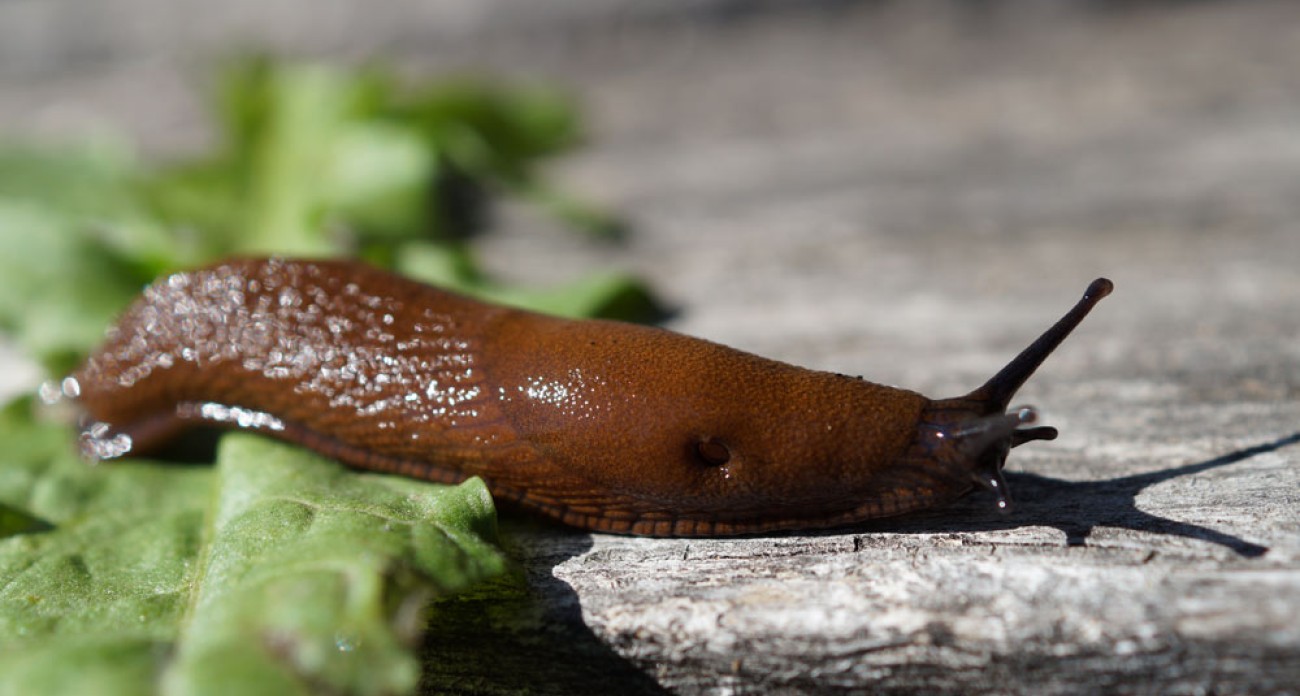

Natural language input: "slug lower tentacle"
[68,259,1111,536]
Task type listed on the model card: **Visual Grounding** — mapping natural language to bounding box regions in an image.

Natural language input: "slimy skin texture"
[71,258,1112,536]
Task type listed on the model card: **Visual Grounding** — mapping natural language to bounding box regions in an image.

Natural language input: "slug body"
[71,259,1111,536]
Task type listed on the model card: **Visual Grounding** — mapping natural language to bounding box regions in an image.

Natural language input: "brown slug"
[67,258,1112,536]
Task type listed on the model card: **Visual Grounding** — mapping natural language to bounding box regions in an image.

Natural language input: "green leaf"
[322,122,435,240]
[396,80,582,182]
[0,399,506,695]
[517,178,627,241]
[0,403,214,696]
[163,435,505,696]
[224,63,366,256]
[396,241,667,322]
[0,139,139,220]
[0,144,170,374]
[499,272,669,322]
[0,502,48,538]
[390,241,484,288]
[0,205,147,375]
[0,639,173,696]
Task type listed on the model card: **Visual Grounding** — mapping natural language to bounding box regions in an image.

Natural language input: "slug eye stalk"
[973,278,1114,413]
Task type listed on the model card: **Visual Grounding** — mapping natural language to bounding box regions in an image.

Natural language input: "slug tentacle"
[970,277,1114,412]
[907,278,1113,514]
[936,406,1039,510]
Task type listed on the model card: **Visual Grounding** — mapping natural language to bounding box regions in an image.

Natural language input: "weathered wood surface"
[2,2,1298,694]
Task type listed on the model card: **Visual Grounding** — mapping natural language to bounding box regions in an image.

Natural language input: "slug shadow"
[858,432,1300,558]
[420,519,669,696]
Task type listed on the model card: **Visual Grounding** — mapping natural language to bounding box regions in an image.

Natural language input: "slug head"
[911,278,1113,511]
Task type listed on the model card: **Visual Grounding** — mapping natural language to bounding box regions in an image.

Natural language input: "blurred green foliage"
[0,58,659,377]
